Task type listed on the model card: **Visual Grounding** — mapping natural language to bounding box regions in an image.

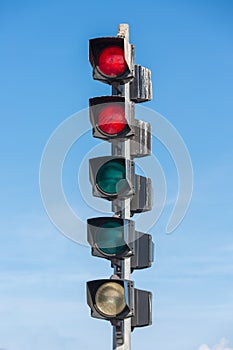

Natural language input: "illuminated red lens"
[97,104,127,135]
[98,46,127,77]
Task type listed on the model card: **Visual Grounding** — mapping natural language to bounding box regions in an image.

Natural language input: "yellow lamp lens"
[95,282,126,317]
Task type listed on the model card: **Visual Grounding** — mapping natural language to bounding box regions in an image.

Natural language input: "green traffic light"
[96,221,126,255]
[96,159,126,195]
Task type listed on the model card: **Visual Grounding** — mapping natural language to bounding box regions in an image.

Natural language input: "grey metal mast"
[112,23,132,350]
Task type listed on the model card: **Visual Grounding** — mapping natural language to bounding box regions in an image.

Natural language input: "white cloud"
[199,338,233,350]
[199,346,209,350]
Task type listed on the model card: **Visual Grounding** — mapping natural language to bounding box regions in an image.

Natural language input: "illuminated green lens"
[96,221,126,255]
[96,160,126,195]
[95,282,126,317]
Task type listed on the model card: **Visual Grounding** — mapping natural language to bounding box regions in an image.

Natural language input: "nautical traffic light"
[86,24,153,348]
[89,37,134,84]
[87,217,154,271]
[87,279,134,321]
[89,96,134,140]
[87,217,135,259]
[87,278,152,329]
[89,156,135,200]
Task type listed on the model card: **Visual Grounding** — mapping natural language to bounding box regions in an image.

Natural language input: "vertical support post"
[112,23,132,350]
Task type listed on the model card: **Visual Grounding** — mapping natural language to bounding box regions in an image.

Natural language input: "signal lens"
[96,160,126,195]
[97,104,127,135]
[98,46,127,77]
[95,282,126,317]
[96,221,126,255]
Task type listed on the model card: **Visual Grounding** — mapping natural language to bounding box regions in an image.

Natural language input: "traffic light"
[89,37,134,84]
[89,156,134,200]
[87,279,152,329]
[87,217,154,271]
[86,24,153,348]
[87,217,134,259]
[87,279,134,321]
[89,96,134,140]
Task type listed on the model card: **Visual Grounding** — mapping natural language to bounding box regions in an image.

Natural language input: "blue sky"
[0,1,233,349]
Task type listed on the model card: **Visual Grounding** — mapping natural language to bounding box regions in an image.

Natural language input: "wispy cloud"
[199,338,233,350]
[155,253,233,282]
[222,244,233,253]
[0,296,89,350]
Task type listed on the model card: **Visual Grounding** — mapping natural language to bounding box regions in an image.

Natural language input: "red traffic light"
[89,37,133,84]
[98,46,127,77]
[89,96,134,140]
[97,104,127,135]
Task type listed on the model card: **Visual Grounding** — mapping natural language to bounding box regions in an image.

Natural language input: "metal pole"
[112,23,132,350]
